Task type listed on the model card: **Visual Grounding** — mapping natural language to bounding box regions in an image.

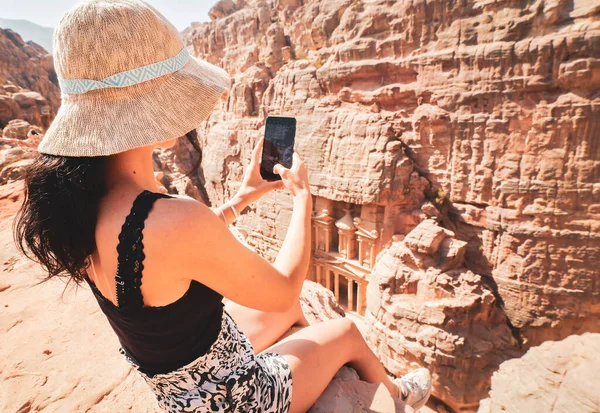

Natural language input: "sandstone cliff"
[0,28,59,116]
[185,0,600,410]
[0,77,52,129]
[478,333,600,413]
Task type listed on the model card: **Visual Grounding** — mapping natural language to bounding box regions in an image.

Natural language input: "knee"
[333,317,360,338]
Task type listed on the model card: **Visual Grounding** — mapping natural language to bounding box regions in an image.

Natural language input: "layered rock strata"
[367,219,521,412]
[185,0,600,410]
[0,28,59,115]
[0,77,53,129]
[478,333,600,413]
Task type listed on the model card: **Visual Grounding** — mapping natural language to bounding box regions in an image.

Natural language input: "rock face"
[299,280,346,323]
[0,119,42,184]
[308,367,413,413]
[185,0,600,410]
[0,78,53,129]
[152,136,211,203]
[478,333,600,413]
[0,28,59,116]
[366,220,521,412]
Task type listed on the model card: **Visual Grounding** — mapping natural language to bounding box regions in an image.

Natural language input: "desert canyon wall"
[0,28,59,120]
[0,28,56,185]
[186,0,600,411]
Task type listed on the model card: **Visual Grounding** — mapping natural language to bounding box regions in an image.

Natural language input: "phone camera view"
[260,117,296,181]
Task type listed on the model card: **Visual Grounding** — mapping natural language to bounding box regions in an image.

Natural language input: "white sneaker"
[393,368,432,410]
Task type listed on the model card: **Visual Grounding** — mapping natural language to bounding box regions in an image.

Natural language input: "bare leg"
[225,299,309,353]
[263,318,399,413]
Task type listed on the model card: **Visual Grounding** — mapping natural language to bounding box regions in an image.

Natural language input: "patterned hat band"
[58,47,190,95]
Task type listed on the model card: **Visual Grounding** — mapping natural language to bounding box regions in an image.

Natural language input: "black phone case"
[260,117,296,181]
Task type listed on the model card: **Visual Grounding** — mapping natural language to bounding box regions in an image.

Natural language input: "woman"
[15,0,431,412]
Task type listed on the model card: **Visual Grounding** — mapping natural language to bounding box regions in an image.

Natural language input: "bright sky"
[0,0,216,30]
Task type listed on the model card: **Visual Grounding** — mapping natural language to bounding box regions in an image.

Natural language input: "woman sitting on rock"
[15,0,431,411]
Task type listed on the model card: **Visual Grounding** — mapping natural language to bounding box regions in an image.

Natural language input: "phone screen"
[260,116,296,181]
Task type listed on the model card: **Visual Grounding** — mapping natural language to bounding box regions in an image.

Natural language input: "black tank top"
[84,190,224,377]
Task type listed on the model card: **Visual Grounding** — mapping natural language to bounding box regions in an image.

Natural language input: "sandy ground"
[0,181,437,413]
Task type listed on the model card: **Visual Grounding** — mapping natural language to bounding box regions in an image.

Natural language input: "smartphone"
[260,116,296,181]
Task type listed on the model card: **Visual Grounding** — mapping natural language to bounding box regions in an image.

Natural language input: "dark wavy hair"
[14,130,202,284]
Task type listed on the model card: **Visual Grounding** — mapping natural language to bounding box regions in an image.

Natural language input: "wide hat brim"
[38,55,231,157]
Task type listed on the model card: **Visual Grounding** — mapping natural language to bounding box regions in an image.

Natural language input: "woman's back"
[89,188,191,307]
[85,189,223,376]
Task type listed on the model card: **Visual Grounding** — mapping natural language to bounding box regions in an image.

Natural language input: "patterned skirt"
[120,311,293,412]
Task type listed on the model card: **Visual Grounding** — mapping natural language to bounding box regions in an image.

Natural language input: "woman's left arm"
[212,137,283,225]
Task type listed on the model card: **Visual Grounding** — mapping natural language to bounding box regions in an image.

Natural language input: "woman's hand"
[235,137,284,205]
[273,152,310,201]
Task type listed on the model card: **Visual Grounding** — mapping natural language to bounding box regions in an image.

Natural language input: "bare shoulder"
[143,194,225,279]
[147,194,216,241]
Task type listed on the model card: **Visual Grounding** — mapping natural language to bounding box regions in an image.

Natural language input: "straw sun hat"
[37,0,231,157]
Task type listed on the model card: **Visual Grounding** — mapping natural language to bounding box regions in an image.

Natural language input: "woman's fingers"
[291,152,302,171]
[251,137,264,165]
[273,153,310,198]
[272,163,288,178]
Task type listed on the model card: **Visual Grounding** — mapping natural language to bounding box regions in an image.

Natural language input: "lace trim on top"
[115,190,172,310]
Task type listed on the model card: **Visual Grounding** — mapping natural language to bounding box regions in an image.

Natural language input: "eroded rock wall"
[0,77,53,129]
[0,28,59,116]
[186,0,599,410]
[478,333,600,413]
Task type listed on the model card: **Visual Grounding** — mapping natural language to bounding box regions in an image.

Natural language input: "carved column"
[357,282,367,315]
[354,217,380,270]
[336,208,356,259]
[347,279,354,312]
[313,209,335,253]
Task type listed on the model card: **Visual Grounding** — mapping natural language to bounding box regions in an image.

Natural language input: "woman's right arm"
[161,153,312,312]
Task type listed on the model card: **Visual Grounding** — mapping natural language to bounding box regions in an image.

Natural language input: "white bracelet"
[228,202,239,220]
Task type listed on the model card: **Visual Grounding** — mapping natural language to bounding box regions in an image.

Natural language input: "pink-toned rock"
[437,237,467,271]
[0,29,59,114]
[0,147,35,172]
[309,367,414,413]
[366,221,521,412]
[0,158,34,185]
[208,0,243,20]
[421,203,439,219]
[403,220,450,255]
[11,91,51,128]
[0,92,23,126]
[478,334,600,413]
[299,280,345,324]
[0,78,51,129]
[2,119,43,141]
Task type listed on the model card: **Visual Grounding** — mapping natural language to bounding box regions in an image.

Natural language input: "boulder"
[478,334,600,413]
[366,221,521,412]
